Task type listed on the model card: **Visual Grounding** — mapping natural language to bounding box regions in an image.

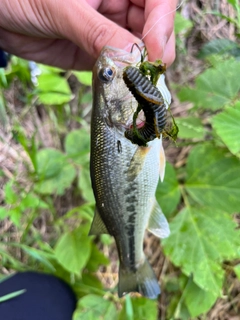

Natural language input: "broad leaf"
[4,180,18,204]
[162,206,240,294]
[65,129,90,165]
[178,59,240,110]
[118,297,158,320]
[37,73,72,105]
[212,102,240,155]
[54,224,92,274]
[234,264,240,279]
[74,71,92,86]
[183,279,219,317]
[85,244,109,272]
[174,12,193,35]
[176,116,205,140]
[78,165,95,203]
[0,207,8,220]
[73,294,117,320]
[35,148,76,195]
[185,143,240,212]
[156,162,181,217]
[198,39,240,59]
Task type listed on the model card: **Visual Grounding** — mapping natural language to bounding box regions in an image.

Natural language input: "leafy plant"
[1,5,240,320]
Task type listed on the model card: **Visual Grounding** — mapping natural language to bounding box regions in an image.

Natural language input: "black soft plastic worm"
[123,66,167,146]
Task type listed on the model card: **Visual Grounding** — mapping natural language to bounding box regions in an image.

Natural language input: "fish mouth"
[125,110,146,130]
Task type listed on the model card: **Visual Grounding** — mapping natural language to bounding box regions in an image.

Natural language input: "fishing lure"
[123,65,167,147]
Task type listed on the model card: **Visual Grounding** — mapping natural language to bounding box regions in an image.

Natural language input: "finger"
[60,0,140,58]
[0,28,95,70]
[130,0,145,7]
[143,0,178,61]
[162,31,176,67]
[127,4,145,34]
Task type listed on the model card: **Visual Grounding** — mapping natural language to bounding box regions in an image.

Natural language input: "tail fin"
[118,258,160,299]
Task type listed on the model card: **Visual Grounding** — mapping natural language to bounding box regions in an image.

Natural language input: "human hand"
[0,0,177,70]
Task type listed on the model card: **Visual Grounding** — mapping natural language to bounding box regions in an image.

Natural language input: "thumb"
[60,0,139,58]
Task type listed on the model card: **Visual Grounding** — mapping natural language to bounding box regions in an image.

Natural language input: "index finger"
[142,0,178,62]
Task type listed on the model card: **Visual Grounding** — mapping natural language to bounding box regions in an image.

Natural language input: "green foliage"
[212,101,240,155]
[118,296,158,320]
[175,116,205,140]
[178,58,240,110]
[174,12,193,35]
[74,71,92,86]
[0,289,26,303]
[35,148,76,195]
[156,162,181,217]
[73,294,118,320]
[167,17,240,314]
[174,12,193,53]
[198,39,240,59]
[54,224,92,274]
[1,6,240,319]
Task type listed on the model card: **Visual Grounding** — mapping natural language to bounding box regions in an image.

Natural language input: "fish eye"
[98,67,115,83]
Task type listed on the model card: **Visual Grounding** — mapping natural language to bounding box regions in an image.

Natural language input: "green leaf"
[227,0,239,11]
[176,116,205,139]
[85,244,109,272]
[74,71,92,86]
[183,278,218,317]
[118,297,158,320]
[35,148,76,195]
[198,39,240,59]
[0,207,8,220]
[156,162,181,217]
[73,274,104,297]
[174,12,193,35]
[162,206,240,294]
[37,74,72,105]
[0,90,8,127]
[65,129,90,165]
[73,294,117,320]
[19,244,56,272]
[0,289,26,303]
[0,69,8,87]
[9,208,22,227]
[4,180,18,205]
[20,193,40,210]
[78,165,95,203]
[178,59,240,110]
[212,102,240,155]
[234,264,240,279]
[54,224,92,274]
[185,143,240,212]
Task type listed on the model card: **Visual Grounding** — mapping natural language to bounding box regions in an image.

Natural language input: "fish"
[89,45,171,299]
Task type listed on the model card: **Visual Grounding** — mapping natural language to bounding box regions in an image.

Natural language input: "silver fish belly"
[90,46,170,299]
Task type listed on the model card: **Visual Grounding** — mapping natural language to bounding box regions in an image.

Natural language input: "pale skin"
[0,0,177,70]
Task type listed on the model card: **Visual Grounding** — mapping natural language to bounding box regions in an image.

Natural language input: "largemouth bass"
[90,46,170,299]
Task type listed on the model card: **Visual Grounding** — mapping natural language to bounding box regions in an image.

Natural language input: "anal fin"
[89,208,109,236]
[147,200,170,238]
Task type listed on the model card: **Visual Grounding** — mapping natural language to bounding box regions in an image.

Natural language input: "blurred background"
[0,0,240,319]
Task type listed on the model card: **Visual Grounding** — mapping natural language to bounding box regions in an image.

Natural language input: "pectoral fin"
[89,208,109,235]
[127,146,151,182]
[147,200,170,238]
[159,136,166,182]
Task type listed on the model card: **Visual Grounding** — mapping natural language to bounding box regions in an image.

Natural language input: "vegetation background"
[0,0,240,319]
